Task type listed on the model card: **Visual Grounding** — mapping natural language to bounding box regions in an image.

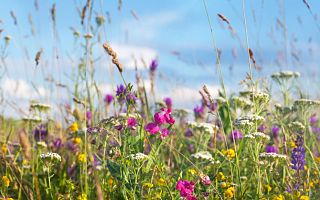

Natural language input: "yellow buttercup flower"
[224,187,235,199]
[73,137,82,144]
[2,176,10,187]
[69,122,79,132]
[223,149,236,160]
[1,144,7,154]
[77,154,86,163]
[143,182,154,188]
[220,182,227,189]
[188,168,197,175]
[264,184,272,193]
[77,194,87,200]
[157,178,166,186]
[289,140,297,148]
[272,194,285,200]
[300,196,309,200]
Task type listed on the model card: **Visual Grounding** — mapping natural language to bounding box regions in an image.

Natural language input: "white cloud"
[1,78,47,100]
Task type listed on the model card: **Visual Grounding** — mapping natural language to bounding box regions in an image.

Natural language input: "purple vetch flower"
[67,165,77,178]
[126,92,137,104]
[116,84,127,103]
[272,125,280,138]
[163,97,172,108]
[258,124,266,132]
[187,143,195,153]
[53,138,63,150]
[104,94,114,104]
[265,145,278,153]
[229,130,243,142]
[309,114,318,125]
[127,117,137,130]
[291,135,306,171]
[185,129,193,137]
[33,124,48,141]
[150,59,158,72]
[114,124,123,131]
[311,126,320,134]
[193,105,205,119]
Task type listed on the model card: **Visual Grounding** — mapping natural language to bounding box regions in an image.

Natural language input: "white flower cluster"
[30,103,51,111]
[37,141,48,148]
[271,71,300,80]
[259,152,287,159]
[127,153,148,160]
[234,115,264,130]
[22,116,43,123]
[250,92,269,103]
[294,99,320,108]
[118,113,141,119]
[231,96,253,107]
[289,121,305,131]
[245,132,270,140]
[40,152,62,162]
[191,151,220,164]
[187,122,219,134]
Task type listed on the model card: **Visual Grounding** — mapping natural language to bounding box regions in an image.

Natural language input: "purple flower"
[187,144,195,153]
[53,138,62,150]
[33,124,48,141]
[145,123,160,135]
[104,94,114,104]
[114,124,123,131]
[193,105,204,119]
[154,112,166,125]
[291,135,306,171]
[265,145,278,153]
[86,111,92,120]
[229,130,243,142]
[162,108,175,125]
[126,92,137,104]
[258,124,266,132]
[185,129,193,137]
[163,97,172,108]
[309,114,318,125]
[272,125,280,138]
[150,59,158,72]
[127,117,137,130]
[116,84,127,103]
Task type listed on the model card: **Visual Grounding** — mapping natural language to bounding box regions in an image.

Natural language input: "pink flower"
[127,117,137,130]
[160,128,170,140]
[145,122,160,135]
[201,175,211,186]
[176,180,196,199]
[154,112,166,125]
[162,108,175,125]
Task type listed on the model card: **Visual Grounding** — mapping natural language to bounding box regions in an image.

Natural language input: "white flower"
[127,153,148,160]
[30,103,51,111]
[259,152,287,159]
[191,151,213,161]
[37,141,48,148]
[40,152,62,162]
[22,116,43,123]
[187,122,218,134]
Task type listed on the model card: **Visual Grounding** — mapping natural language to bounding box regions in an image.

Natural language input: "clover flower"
[127,117,137,130]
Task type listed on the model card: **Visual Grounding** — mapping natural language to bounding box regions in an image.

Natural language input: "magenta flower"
[104,94,114,104]
[127,117,137,130]
[162,108,175,125]
[160,128,170,140]
[258,124,266,132]
[163,97,172,108]
[145,122,160,135]
[272,125,280,138]
[86,110,92,120]
[229,130,243,142]
[154,112,166,125]
[176,180,197,199]
[193,105,204,119]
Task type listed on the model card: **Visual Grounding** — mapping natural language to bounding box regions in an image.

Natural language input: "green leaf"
[107,160,122,181]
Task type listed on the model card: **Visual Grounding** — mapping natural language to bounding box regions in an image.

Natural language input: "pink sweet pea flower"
[145,122,160,135]
[127,117,137,130]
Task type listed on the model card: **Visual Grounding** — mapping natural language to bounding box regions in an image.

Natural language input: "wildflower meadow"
[1,0,320,200]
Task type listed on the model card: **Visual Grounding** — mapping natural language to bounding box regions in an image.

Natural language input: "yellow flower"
[77,194,87,200]
[143,182,154,188]
[224,187,235,199]
[304,165,308,170]
[188,168,197,175]
[272,194,285,200]
[264,184,272,193]
[69,122,79,132]
[289,140,297,148]
[315,156,320,164]
[223,149,236,160]
[300,196,309,200]
[77,154,86,163]
[2,176,10,187]
[108,178,113,186]
[220,182,227,189]
[73,137,82,144]
[294,191,301,198]
[309,181,314,188]
[217,172,226,181]
[157,178,166,186]
[1,144,8,154]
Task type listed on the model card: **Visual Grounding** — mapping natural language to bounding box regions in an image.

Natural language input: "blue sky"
[1,0,320,116]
